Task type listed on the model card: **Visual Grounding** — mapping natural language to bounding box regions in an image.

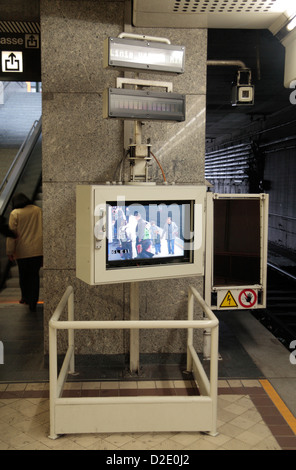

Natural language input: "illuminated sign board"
[103,88,186,121]
[104,37,185,74]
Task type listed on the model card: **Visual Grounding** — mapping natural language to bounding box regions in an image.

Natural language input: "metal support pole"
[203,328,211,360]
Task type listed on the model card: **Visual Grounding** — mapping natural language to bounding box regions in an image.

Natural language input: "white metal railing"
[49,285,219,439]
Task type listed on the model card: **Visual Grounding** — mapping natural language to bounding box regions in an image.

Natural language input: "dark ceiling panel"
[206,28,295,147]
[0,0,40,21]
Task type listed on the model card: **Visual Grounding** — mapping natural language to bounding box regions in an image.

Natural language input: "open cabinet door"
[205,192,269,310]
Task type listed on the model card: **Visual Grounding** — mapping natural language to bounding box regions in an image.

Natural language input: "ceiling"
[132,0,296,149]
[132,0,293,29]
[1,0,296,150]
[205,27,295,148]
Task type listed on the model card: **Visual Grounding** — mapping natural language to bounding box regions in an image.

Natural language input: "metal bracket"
[118,32,171,45]
[116,77,173,92]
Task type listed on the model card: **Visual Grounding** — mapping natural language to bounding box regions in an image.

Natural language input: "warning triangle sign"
[220,290,238,308]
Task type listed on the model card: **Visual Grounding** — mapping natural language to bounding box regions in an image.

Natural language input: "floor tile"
[0,379,295,450]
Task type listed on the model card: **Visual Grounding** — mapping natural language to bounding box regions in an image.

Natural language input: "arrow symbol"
[8,52,16,64]
[27,35,37,47]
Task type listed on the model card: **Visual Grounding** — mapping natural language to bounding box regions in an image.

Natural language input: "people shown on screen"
[136,238,154,259]
[134,211,147,254]
[118,219,132,259]
[162,217,178,255]
[109,206,181,261]
[150,220,161,255]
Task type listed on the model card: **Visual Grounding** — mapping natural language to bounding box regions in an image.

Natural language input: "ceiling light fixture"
[287,15,296,31]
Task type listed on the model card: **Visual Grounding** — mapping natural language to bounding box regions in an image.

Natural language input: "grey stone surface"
[42,92,123,183]
[41,0,124,94]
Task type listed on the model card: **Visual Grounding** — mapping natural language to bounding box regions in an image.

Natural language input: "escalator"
[0,117,42,289]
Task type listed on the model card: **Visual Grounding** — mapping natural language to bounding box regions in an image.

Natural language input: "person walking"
[162,217,178,255]
[6,193,43,312]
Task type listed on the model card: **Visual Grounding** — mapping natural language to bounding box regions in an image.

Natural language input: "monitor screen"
[105,200,194,269]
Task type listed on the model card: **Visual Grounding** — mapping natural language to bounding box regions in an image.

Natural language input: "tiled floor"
[1,378,296,450]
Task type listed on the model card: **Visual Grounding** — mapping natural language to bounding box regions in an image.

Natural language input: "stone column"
[41,0,207,357]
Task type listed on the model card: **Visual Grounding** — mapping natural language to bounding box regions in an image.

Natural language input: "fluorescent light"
[287,16,296,31]
[104,37,185,74]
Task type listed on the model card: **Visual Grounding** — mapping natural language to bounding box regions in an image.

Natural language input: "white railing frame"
[49,285,219,439]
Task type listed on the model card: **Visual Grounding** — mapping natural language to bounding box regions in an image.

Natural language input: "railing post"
[130,282,139,373]
[187,287,194,372]
[48,321,58,439]
[68,290,75,374]
[209,321,219,436]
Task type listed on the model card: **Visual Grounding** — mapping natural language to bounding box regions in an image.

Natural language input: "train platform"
[0,295,296,451]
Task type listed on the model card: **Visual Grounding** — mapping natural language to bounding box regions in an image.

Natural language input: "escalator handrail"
[0,117,42,216]
[0,118,40,192]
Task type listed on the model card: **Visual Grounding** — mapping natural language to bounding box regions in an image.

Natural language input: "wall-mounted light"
[104,37,185,74]
[103,88,186,121]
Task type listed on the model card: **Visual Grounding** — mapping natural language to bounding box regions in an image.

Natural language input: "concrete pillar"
[41,0,207,357]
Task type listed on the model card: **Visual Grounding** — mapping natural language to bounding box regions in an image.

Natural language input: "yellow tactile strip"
[259,380,296,439]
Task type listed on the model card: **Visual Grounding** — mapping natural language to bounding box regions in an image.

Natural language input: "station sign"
[0,32,41,81]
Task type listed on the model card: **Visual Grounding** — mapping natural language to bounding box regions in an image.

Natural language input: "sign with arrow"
[1,51,23,72]
[0,33,40,81]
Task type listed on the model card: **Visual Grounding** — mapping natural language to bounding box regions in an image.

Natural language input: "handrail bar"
[54,395,213,406]
[49,287,218,329]
[0,119,39,192]
[50,319,217,330]
[0,117,42,215]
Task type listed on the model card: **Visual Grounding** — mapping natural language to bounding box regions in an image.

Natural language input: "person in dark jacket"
[136,238,154,259]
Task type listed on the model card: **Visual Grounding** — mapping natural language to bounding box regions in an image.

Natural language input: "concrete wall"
[205,132,296,257]
[40,0,207,356]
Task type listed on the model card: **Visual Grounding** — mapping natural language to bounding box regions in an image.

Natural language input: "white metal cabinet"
[205,192,269,310]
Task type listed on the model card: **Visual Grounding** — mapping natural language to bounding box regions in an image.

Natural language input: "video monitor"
[105,200,193,269]
[76,184,206,285]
